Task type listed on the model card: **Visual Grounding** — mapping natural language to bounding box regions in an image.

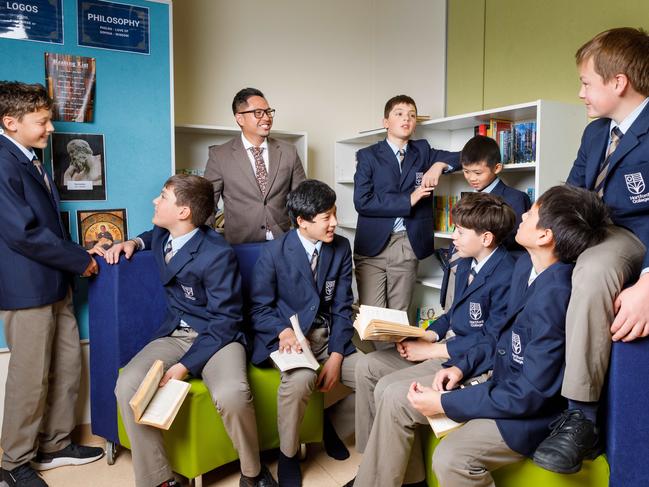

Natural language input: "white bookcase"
[334,100,587,313]
[174,124,308,174]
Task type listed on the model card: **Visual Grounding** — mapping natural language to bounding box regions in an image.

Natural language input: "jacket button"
[497,349,506,356]
[310,305,315,311]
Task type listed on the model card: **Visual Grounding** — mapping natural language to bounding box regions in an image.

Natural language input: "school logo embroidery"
[511,332,524,365]
[625,173,645,195]
[415,172,424,187]
[324,280,336,301]
[469,302,482,321]
[180,284,196,300]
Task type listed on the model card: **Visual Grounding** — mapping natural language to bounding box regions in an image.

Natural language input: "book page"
[426,413,465,438]
[358,305,409,329]
[129,360,164,422]
[270,349,319,372]
[138,379,190,430]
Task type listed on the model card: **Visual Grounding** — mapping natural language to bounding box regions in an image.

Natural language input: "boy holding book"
[349,192,516,487]
[533,27,649,474]
[105,175,276,487]
[405,185,608,487]
[440,135,531,309]
[0,81,103,487]
[353,94,460,318]
[249,180,358,487]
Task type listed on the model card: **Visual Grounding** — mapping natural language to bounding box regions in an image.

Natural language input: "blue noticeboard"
[78,0,149,54]
[0,0,63,44]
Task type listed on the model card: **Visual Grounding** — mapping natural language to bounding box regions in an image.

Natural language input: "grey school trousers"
[1,289,80,470]
[115,332,260,487]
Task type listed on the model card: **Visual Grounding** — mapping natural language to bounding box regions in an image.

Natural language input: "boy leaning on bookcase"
[407,186,609,487]
[101,174,277,487]
[346,192,516,487]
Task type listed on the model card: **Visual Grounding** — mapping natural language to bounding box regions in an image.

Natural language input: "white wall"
[173,0,447,183]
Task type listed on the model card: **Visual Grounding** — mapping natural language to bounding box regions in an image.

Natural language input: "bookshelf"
[334,99,587,313]
[174,124,308,175]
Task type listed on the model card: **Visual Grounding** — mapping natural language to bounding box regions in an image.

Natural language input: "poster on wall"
[45,53,96,122]
[78,0,149,54]
[0,0,63,44]
[77,208,127,250]
[51,133,106,201]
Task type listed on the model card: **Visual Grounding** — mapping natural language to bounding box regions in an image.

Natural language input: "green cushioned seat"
[424,432,609,487]
[118,364,323,480]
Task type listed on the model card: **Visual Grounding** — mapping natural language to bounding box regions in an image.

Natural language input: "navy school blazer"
[567,101,649,268]
[427,246,515,360]
[490,179,531,251]
[249,229,356,365]
[353,139,460,260]
[138,225,245,376]
[442,254,573,457]
[0,135,90,310]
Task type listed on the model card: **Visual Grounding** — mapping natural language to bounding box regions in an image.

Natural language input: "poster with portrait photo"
[76,208,127,250]
[52,133,106,201]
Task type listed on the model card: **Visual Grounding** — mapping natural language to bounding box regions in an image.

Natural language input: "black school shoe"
[240,464,278,487]
[277,451,302,487]
[532,409,602,474]
[31,443,104,471]
[2,464,48,487]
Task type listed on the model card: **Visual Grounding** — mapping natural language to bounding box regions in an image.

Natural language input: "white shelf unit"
[334,99,587,313]
[174,124,308,174]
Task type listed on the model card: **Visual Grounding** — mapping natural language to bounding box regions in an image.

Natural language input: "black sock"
[568,400,598,423]
[278,451,302,487]
[323,412,350,460]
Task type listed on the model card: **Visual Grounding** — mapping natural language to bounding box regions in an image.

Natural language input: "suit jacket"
[353,139,460,260]
[249,229,356,365]
[490,179,531,251]
[567,102,649,268]
[204,135,306,245]
[138,225,245,376]
[428,246,514,360]
[0,135,90,310]
[442,254,573,457]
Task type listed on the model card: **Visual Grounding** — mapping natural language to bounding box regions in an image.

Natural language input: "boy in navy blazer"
[353,95,460,320]
[0,82,103,487]
[405,186,608,487]
[106,175,276,487]
[533,28,649,474]
[250,180,358,487]
[440,135,531,309]
[349,193,516,487]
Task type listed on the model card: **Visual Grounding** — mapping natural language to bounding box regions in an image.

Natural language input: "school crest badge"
[512,332,522,355]
[324,280,336,301]
[625,172,645,195]
[181,284,196,300]
[469,302,482,321]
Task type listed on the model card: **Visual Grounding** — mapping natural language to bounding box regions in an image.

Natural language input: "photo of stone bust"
[63,138,102,186]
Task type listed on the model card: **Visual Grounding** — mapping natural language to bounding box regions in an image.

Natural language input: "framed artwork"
[76,208,127,250]
[52,132,106,201]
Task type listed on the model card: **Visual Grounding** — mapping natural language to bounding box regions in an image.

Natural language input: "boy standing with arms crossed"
[0,82,103,487]
[533,28,649,473]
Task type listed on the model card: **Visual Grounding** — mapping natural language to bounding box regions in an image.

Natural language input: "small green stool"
[118,364,323,486]
[424,432,610,487]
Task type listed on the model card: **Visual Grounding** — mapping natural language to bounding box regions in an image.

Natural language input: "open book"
[427,412,465,438]
[354,305,426,342]
[129,360,191,430]
[270,314,320,372]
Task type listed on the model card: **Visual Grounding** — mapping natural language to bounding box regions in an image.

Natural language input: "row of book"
[475,119,537,164]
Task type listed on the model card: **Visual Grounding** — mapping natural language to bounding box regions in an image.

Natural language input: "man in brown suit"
[204,88,306,244]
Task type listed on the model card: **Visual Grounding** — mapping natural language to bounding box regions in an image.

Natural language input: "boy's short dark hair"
[232,87,265,115]
[0,81,53,125]
[164,174,214,227]
[286,179,336,226]
[452,192,515,246]
[461,135,501,168]
[536,185,609,263]
[384,95,417,118]
[576,27,649,96]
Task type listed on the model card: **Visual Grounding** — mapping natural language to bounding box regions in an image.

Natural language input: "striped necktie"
[164,240,173,264]
[32,157,52,194]
[468,267,477,286]
[310,248,319,281]
[594,126,623,197]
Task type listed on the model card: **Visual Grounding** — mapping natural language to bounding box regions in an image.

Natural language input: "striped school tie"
[594,126,623,197]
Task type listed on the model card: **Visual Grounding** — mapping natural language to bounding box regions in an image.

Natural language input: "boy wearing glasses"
[204,87,306,244]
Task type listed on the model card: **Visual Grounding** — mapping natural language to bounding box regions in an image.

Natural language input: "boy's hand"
[81,256,99,277]
[88,243,106,257]
[421,330,439,343]
[104,240,137,265]
[397,339,436,362]
[433,366,464,391]
[278,328,302,353]
[317,352,343,392]
[422,162,450,188]
[407,381,444,416]
[611,273,649,342]
[159,363,189,387]
[410,185,434,206]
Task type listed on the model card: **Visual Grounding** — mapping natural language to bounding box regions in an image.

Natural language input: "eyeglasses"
[237,108,276,119]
